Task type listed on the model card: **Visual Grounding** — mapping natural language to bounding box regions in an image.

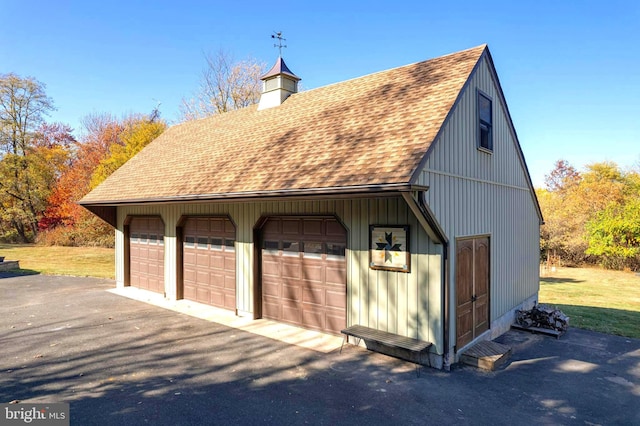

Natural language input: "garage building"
[80,45,543,369]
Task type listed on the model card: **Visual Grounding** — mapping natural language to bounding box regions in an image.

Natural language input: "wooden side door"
[473,237,490,337]
[455,239,474,348]
[455,237,490,349]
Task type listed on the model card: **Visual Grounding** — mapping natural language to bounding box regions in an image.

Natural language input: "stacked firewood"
[515,304,569,332]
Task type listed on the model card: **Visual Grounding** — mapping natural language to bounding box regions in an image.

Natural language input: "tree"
[586,198,640,270]
[90,112,166,188]
[180,50,266,120]
[544,159,580,193]
[540,159,640,270]
[38,116,114,232]
[584,165,640,270]
[573,162,627,221]
[539,160,587,264]
[39,111,165,247]
[0,73,57,241]
[38,113,122,246]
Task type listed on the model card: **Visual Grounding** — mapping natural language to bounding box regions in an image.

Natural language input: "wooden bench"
[341,325,432,375]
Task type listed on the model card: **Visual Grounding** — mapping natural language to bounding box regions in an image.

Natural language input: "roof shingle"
[81,45,486,204]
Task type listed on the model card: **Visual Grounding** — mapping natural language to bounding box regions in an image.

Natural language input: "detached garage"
[80,45,543,369]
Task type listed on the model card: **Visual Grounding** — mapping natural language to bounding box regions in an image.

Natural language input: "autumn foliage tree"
[38,111,166,247]
[538,159,640,270]
[37,114,121,245]
[0,73,74,242]
[0,70,166,246]
[90,113,166,188]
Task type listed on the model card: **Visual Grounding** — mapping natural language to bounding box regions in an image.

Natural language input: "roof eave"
[78,183,430,207]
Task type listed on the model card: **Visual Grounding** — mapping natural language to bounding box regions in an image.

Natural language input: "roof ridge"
[289,44,487,96]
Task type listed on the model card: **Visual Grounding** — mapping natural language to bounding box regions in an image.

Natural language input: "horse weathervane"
[271,31,287,56]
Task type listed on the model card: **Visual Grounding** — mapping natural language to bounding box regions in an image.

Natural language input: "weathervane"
[271,31,287,56]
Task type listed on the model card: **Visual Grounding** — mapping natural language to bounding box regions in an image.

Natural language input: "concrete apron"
[108,287,344,354]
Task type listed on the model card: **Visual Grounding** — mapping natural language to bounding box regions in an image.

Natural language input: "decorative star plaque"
[369,225,410,272]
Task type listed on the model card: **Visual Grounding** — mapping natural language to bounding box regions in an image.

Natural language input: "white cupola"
[257,56,301,110]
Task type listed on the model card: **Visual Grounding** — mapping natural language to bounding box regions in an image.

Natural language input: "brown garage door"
[129,217,165,294]
[262,217,347,335]
[183,217,236,310]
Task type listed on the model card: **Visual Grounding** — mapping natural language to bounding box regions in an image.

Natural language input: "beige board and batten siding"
[115,197,444,351]
[417,55,540,335]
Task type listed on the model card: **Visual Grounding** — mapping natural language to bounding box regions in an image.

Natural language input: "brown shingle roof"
[81,45,486,205]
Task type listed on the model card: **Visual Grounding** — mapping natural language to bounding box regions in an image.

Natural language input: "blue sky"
[1,0,638,187]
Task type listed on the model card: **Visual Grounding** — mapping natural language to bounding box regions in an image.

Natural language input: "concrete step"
[460,340,512,371]
[0,260,20,271]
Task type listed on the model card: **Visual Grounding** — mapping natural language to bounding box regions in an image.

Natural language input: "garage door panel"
[301,264,323,282]
[263,220,280,234]
[196,253,210,267]
[326,220,345,237]
[263,300,280,317]
[282,262,301,279]
[149,246,162,261]
[283,284,302,302]
[326,312,346,334]
[302,310,324,330]
[263,258,280,276]
[148,263,160,276]
[195,270,209,284]
[282,219,300,235]
[224,294,235,310]
[184,268,196,281]
[184,285,196,299]
[326,289,347,309]
[209,271,224,286]
[325,265,346,284]
[182,217,236,311]
[209,291,224,307]
[209,219,223,232]
[282,305,302,323]
[262,217,346,335]
[263,281,280,297]
[224,275,236,290]
[196,287,210,303]
[184,251,196,265]
[224,256,235,270]
[302,287,324,306]
[211,256,225,269]
[303,219,323,236]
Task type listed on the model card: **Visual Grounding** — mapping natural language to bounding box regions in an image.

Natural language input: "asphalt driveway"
[1,273,638,425]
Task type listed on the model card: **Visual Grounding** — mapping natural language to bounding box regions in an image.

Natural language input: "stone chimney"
[257,56,301,110]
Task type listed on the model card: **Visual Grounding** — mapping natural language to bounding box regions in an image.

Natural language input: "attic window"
[478,91,493,152]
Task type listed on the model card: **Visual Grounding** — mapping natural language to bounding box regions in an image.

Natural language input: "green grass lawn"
[2,244,638,339]
[0,243,114,279]
[539,266,640,339]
